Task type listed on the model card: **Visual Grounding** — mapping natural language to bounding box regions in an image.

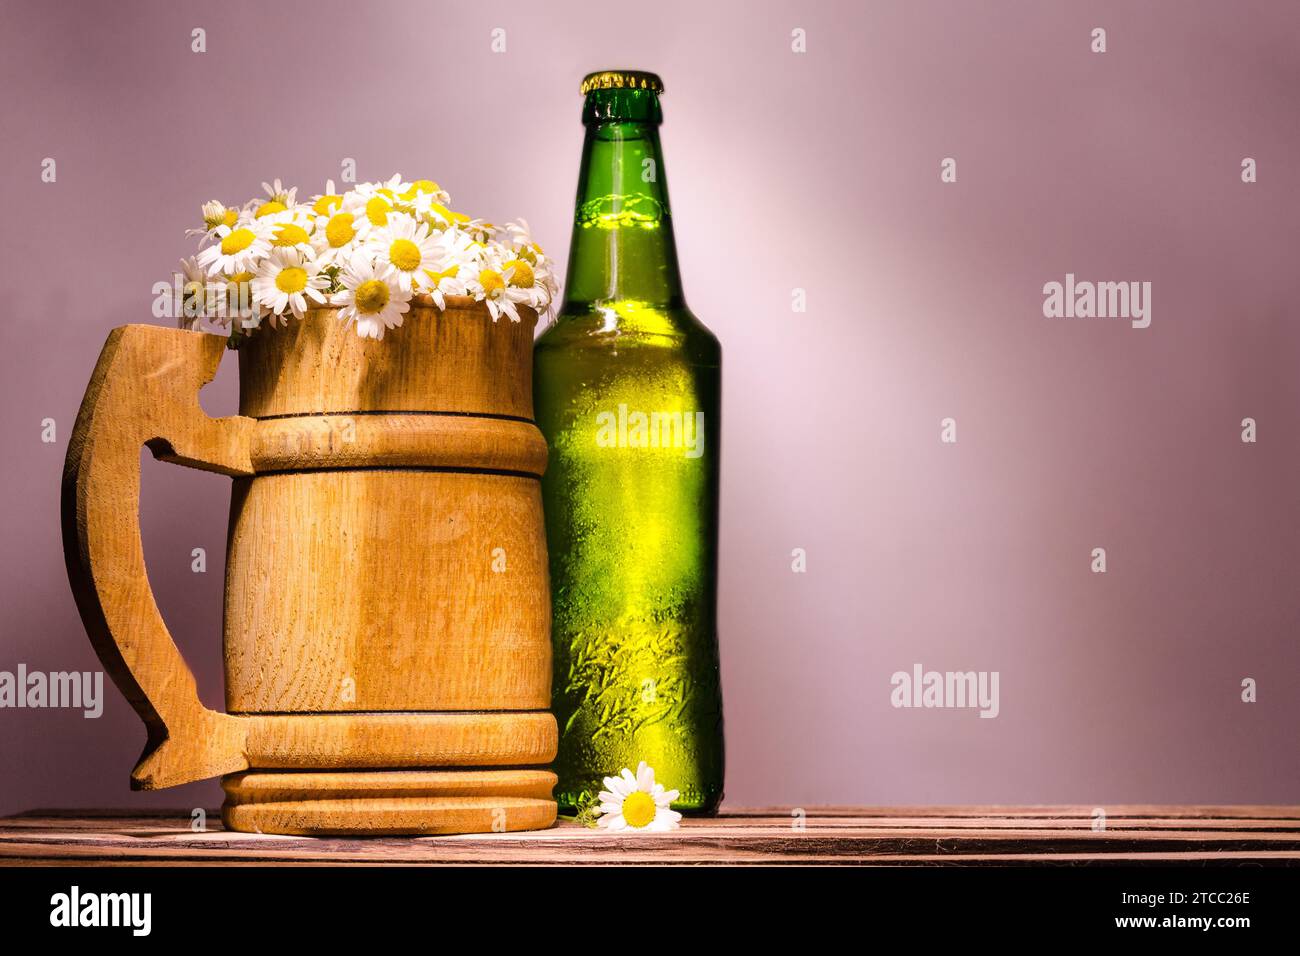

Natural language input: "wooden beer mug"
[61,302,557,835]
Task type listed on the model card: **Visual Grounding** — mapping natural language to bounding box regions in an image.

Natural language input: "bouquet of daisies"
[176,175,558,340]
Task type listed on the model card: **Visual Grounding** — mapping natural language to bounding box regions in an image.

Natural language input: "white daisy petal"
[589,762,683,833]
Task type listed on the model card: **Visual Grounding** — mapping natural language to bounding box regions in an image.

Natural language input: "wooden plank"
[2,808,1298,865]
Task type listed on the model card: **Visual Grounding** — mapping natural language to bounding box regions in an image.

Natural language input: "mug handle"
[62,324,255,789]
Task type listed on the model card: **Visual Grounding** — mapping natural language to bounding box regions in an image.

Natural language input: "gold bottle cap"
[580,70,664,95]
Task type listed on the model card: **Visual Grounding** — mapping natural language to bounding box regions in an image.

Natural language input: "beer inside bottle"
[534,70,724,813]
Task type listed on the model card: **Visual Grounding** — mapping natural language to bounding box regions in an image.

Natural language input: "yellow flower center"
[226,272,253,299]
[478,268,504,295]
[424,201,470,227]
[313,194,342,216]
[365,196,391,227]
[254,201,286,218]
[223,209,239,227]
[275,267,308,294]
[272,223,311,247]
[325,213,356,247]
[401,179,441,200]
[424,263,459,285]
[354,278,390,314]
[389,238,422,272]
[621,792,656,828]
[504,259,534,288]
[220,228,255,255]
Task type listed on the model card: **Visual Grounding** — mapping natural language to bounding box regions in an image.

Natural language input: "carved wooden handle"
[61,325,255,789]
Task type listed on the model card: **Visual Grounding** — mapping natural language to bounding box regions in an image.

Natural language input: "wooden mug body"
[216,303,556,833]
[224,469,550,712]
[226,303,551,716]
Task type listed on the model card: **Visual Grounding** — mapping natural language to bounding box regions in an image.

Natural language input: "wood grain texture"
[226,305,550,717]
[61,306,555,835]
[224,469,550,712]
[221,770,558,836]
[61,325,255,791]
[249,414,548,474]
[237,299,537,418]
[1,807,1296,866]
[237,712,557,768]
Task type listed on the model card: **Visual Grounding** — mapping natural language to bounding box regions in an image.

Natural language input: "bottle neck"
[562,92,685,317]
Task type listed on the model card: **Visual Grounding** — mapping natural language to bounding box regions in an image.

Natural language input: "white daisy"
[176,256,218,329]
[499,255,549,314]
[399,178,451,206]
[371,213,441,293]
[349,175,411,231]
[263,208,316,256]
[309,179,346,217]
[251,248,329,324]
[248,178,299,220]
[502,218,535,248]
[223,270,259,328]
[412,195,471,232]
[596,762,682,832]
[261,177,298,207]
[346,189,396,232]
[461,218,499,244]
[196,219,272,277]
[417,227,475,307]
[331,254,410,340]
[420,261,467,310]
[465,252,530,323]
[186,200,239,241]
[311,209,362,265]
[355,174,410,201]
[178,174,556,326]
[438,224,478,261]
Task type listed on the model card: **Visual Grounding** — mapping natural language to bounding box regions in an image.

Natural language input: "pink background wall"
[1,0,1297,815]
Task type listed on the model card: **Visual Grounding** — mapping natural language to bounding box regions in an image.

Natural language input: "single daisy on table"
[251,248,329,324]
[371,213,441,293]
[331,254,411,340]
[596,762,682,832]
[196,219,272,277]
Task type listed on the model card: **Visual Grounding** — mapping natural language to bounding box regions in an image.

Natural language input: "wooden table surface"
[3,806,1298,865]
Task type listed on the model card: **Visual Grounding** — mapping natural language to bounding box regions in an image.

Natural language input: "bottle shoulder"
[536,306,720,364]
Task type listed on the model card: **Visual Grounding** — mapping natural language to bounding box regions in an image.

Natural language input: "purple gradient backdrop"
[1,0,1297,816]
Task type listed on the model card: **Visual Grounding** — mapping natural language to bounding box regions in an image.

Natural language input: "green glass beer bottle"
[534,70,724,813]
